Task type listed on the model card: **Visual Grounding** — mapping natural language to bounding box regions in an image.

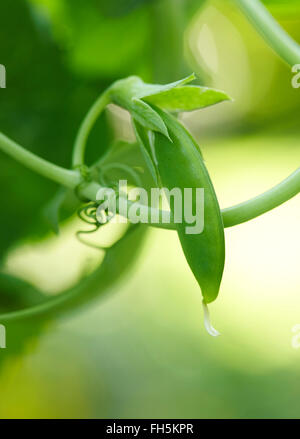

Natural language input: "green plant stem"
[0,168,298,322]
[151,0,186,83]
[0,132,80,188]
[79,167,300,229]
[234,0,300,66]
[0,131,299,229]
[221,168,300,227]
[72,90,111,168]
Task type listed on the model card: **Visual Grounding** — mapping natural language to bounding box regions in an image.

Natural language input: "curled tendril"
[76,162,143,250]
[76,202,113,251]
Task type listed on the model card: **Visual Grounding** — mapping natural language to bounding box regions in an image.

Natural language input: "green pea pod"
[151,107,225,305]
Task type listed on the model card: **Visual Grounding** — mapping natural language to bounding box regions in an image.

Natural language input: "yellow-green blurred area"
[0,0,299,419]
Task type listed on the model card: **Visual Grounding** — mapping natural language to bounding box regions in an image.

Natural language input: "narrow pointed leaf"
[136,73,196,98]
[133,121,159,184]
[131,98,170,138]
[143,85,231,112]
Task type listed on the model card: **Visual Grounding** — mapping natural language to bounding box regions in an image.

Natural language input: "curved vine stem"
[72,90,111,168]
[0,131,299,230]
[0,132,80,189]
[234,0,300,66]
[221,168,300,227]
[79,168,300,229]
[1,165,298,323]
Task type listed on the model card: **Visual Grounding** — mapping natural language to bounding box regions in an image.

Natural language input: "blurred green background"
[0,0,299,419]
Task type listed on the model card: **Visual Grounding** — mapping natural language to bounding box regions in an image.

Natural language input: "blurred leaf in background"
[99,0,155,17]
[34,0,151,79]
[29,0,206,82]
[0,0,113,257]
[263,0,300,16]
[185,0,300,137]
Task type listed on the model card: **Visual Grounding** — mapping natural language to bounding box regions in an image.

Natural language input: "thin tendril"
[76,203,111,251]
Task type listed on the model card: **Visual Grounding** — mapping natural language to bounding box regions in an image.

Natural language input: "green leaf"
[131,99,170,138]
[110,74,230,125]
[110,74,195,104]
[135,73,197,98]
[133,121,159,184]
[143,85,231,112]
[109,77,170,138]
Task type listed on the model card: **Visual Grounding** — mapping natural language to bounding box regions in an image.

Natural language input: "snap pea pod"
[151,107,225,305]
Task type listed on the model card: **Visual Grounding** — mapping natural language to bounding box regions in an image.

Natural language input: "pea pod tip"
[202,300,221,337]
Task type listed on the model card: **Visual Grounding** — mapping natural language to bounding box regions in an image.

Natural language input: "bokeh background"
[0,0,299,418]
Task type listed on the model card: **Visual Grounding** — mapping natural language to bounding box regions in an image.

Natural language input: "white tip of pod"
[202,300,221,337]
